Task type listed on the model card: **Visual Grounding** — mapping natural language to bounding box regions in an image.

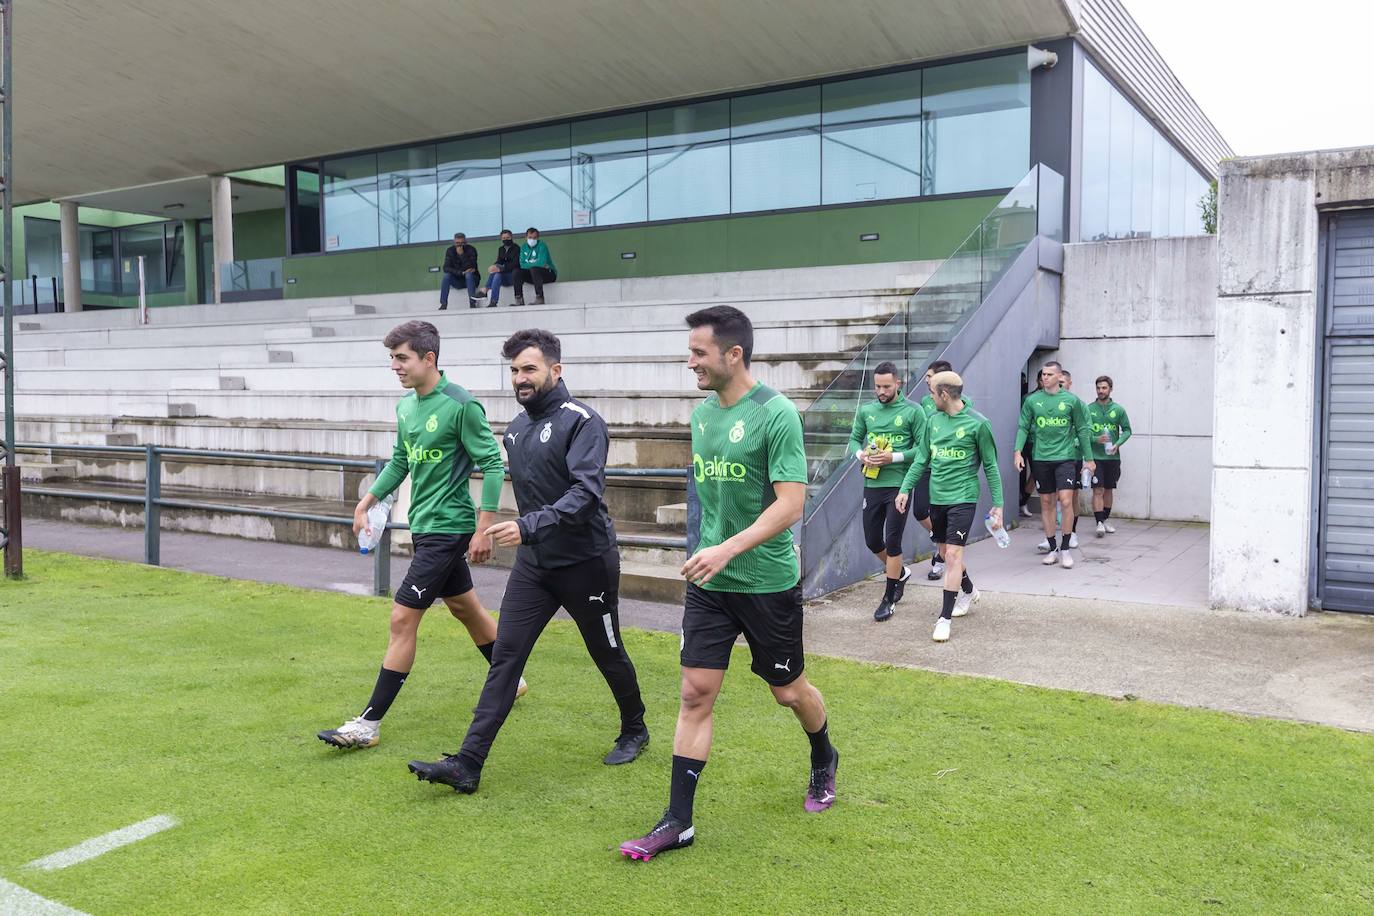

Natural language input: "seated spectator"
[512,227,556,306]
[484,229,520,308]
[439,232,484,310]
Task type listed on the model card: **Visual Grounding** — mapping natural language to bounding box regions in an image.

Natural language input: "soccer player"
[318,320,523,750]
[1061,368,1085,549]
[619,306,838,862]
[407,328,649,792]
[913,360,955,580]
[1087,375,1132,537]
[847,361,923,622]
[1014,361,1094,569]
[895,371,1002,642]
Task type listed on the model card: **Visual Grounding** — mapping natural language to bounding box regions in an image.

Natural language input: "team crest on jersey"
[1058,402,1068,412]
[895,416,903,426]
[1109,410,1117,419]
[540,422,552,443]
[729,420,745,443]
[955,427,966,439]
[425,414,438,433]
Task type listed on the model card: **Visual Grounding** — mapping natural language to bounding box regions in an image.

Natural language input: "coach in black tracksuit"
[410,329,648,792]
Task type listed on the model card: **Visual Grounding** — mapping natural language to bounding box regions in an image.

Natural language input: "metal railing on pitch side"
[16,442,688,596]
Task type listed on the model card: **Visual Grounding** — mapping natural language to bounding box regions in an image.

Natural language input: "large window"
[502,124,572,232]
[821,71,922,205]
[296,51,1032,253]
[647,100,730,220]
[572,113,647,227]
[921,55,1030,195]
[1080,59,1210,240]
[731,86,821,213]
[379,146,438,246]
[323,154,380,251]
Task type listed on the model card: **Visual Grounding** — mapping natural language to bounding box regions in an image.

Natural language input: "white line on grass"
[0,877,89,915]
[24,815,179,872]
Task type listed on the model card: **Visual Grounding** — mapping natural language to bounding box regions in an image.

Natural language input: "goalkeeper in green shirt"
[318,320,523,751]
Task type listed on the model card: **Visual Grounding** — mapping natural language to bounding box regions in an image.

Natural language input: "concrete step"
[656,503,687,526]
[307,303,375,319]
[19,462,77,482]
[264,325,335,342]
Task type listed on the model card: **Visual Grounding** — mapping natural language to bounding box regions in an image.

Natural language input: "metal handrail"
[16,442,688,595]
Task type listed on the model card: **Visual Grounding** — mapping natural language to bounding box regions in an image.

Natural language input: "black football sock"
[669,755,706,823]
[476,641,495,663]
[806,719,835,770]
[941,589,957,620]
[360,666,408,722]
[1060,534,1072,551]
[961,571,973,594]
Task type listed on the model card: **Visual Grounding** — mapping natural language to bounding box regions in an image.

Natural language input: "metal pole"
[144,444,161,565]
[1,0,20,579]
[137,254,148,325]
[371,458,389,597]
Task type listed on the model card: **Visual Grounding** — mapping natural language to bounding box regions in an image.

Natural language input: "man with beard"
[406,328,650,793]
[847,361,923,621]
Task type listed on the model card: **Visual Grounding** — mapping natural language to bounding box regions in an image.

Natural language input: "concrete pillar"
[1210,153,1319,616]
[209,175,234,304]
[58,200,83,313]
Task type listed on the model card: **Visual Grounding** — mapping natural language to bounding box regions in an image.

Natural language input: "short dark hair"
[453,232,465,240]
[1042,360,1062,371]
[927,360,952,374]
[685,306,754,366]
[502,328,561,363]
[525,227,539,235]
[1096,375,1113,387]
[1061,369,1073,380]
[873,361,899,379]
[500,228,513,236]
[384,320,440,363]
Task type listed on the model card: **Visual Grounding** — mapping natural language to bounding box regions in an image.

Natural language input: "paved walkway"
[19,518,1374,733]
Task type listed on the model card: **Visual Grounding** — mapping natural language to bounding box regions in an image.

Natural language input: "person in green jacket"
[895,371,1003,644]
[1087,374,1132,538]
[846,361,925,622]
[1013,360,1094,570]
[513,226,557,306]
[318,320,523,751]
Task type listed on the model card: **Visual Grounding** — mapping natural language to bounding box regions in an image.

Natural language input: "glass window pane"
[1079,62,1110,241]
[437,135,502,239]
[81,227,117,293]
[647,100,729,220]
[120,224,168,293]
[1151,132,1172,236]
[922,54,1029,195]
[502,123,572,232]
[378,146,438,246]
[165,223,186,290]
[1106,87,1135,238]
[731,86,820,212]
[1131,108,1153,238]
[572,112,647,227]
[323,153,380,251]
[290,165,321,254]
[1170,150,1189,237]
[821,71,921,204]
[23,218,61,278]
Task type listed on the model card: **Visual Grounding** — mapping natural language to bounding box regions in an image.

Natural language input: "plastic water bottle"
[1081,465,1094,489]
[358,495,395,555]
[984,513,1011,548]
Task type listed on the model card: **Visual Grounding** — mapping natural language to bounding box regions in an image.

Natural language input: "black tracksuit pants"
[458,548,645,768]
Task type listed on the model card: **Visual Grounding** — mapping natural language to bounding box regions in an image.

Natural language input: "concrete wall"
[282,195,1001,298]
[1053,235,1216,521]
[1209,148,1374,615]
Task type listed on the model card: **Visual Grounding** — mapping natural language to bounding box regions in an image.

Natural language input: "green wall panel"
[234,208,286,261]
[283,196,1001,299]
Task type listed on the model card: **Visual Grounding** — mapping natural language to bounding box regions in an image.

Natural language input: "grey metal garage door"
[1317,210,1374,612]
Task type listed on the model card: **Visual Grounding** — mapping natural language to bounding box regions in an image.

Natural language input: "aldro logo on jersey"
[932,443,969,460]
[693,454,748,484]
[425,414,439,433]
[404,440,443,464]
[1037,413,1070,428]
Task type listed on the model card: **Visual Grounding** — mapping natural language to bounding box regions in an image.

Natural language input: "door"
[1317,210,1374,612]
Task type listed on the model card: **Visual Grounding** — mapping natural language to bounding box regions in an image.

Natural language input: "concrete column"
[209,175,234,304]
[58,200,83,313]
[1210,153,1319,615]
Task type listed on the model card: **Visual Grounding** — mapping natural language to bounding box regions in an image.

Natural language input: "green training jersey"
[1086,399,1132,461]
[920,392,973,417]
[1014,388,1093,462]
[846,395,924,488]
[369,372,505,534]
[899,404,1003,506]
[691,382,807,593]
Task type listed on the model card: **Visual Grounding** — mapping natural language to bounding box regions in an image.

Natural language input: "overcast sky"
[1122,0,1374,158]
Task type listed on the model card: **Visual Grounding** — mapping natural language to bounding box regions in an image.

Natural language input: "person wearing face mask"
[483,229,521,308]
[512,227,557,306]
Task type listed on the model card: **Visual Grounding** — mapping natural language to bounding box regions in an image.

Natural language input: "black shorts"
[1032,459,1079,494]
[1094,460,1122,490]
[395,533,474,609]
[862,486,907,556]
[909,471,933,521]
[929,503,977,546]
[681,583,805,687]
